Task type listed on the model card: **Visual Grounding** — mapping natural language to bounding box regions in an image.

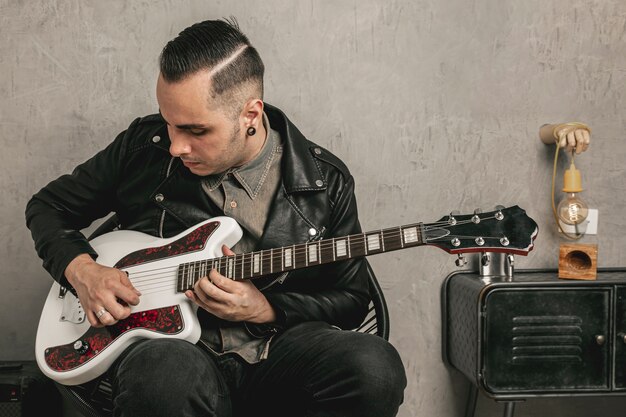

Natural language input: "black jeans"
[111,321,407,417]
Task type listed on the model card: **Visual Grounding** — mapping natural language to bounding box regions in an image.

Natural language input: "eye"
[189,128,208,136]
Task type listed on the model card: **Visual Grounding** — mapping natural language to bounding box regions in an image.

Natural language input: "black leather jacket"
[26,104,370,330]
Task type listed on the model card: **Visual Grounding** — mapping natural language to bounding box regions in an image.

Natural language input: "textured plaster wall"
[2,1,626,416]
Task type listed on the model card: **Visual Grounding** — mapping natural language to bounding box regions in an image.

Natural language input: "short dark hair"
[160,19,264,101]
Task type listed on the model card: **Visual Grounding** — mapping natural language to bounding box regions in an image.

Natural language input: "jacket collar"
[264,103,326,193]
[149,103,326,194]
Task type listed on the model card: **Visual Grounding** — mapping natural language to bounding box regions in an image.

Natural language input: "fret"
[382,228,402,252]
[402,226,420,245]
[320,239,334,264]
[178,264,182,291]
[184,263,191,290]
[380,230,385,251]
[366,233,380,252]
[284,247,293,268]
[261,250,272,275]
[318,241,322,263]
[347,235,351,258]
[253,253,260,275]
[308,243,318,264]
[399,226,404,248]
[335,239,347,257]
[350,233,367,258]
[270,248,274,274]
[189,263,195,285]
[295,244,306,269]
[239,253,244,280]
[226,257,232,279]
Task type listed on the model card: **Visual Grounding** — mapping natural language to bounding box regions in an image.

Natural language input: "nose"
[168,129,191,157]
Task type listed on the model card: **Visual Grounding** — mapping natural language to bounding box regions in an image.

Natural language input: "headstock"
[423,205,538,255]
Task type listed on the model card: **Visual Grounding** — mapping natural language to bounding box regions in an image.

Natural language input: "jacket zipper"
[158,157,176,238]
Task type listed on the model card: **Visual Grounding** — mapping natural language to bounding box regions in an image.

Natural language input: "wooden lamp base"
[558,243,598,280]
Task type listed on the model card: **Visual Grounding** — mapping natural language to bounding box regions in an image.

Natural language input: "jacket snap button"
[315,180,323,187]
[308,228,317,236]
[155,193,165,202]
[314,148,322,155]
[152,135,161,143]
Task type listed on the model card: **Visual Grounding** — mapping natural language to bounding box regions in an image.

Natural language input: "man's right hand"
[65,254,141,327]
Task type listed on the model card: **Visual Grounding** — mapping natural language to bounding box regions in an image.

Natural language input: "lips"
[182,160,201,168]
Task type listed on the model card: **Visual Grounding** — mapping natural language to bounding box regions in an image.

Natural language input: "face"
[156,71,254,176]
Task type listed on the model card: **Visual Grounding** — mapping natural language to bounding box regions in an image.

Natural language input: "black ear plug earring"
[247,126,256,136]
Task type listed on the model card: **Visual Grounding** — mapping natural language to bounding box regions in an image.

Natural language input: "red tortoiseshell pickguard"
[114,221,220,268]
[44,306,184,372]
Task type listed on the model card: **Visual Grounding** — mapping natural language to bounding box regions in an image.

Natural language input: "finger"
[208,269,237,293]
[185,290,202,307]
[120,270,142,297]
[566,131,576,150]
[97,309,118,326]
[194,276,222,304]
[222,245,236,256]
[111,277,141,306]
[85,310,102,327]
[574,129,584,154]
[101,295,132,321]
[557,130,567,148]
[582,130,590,151]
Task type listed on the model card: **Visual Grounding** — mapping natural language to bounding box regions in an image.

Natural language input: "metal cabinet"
[443,268,626,416]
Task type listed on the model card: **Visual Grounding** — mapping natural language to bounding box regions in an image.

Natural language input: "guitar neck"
[176,223,425,292]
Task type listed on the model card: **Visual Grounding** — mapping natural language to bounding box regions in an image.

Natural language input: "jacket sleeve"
[25,119,138,286]
[263,174,371,331]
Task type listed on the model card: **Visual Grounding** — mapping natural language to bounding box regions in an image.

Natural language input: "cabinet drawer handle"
[595,335,606,346]
[619,333,626,344]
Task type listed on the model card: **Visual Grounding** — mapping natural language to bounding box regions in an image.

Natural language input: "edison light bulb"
[557,192,589,225]
[557,160,589,226]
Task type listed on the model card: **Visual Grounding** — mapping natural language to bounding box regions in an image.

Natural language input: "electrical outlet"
[560,208,598,235]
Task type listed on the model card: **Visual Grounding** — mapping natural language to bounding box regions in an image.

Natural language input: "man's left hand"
[185,245,277,323]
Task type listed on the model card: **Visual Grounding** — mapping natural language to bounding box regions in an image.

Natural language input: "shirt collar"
[203,113,280,200]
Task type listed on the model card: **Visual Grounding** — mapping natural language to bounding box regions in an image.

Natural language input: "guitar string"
[126,223,508,293]
[125,216,497,279]
[126,216,504,288]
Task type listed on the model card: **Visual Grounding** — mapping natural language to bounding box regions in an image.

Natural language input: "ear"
[241,99,264,127]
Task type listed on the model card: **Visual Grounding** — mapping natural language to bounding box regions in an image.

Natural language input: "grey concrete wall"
[2,0,625,416]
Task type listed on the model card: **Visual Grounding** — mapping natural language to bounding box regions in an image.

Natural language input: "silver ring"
[95,308,108,319]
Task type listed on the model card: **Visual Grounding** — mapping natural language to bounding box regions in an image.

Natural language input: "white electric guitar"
[36,206,537,385]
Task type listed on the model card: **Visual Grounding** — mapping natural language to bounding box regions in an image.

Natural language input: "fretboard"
[176,223,424,292]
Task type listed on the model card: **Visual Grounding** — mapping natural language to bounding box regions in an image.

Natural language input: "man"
[26,19,406,417]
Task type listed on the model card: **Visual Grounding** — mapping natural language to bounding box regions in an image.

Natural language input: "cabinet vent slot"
[510,315,583,364]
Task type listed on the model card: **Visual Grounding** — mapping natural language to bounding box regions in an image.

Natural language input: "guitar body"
[35,217,243,386]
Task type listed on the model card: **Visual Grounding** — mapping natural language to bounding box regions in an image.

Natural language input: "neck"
[238,118,268,167]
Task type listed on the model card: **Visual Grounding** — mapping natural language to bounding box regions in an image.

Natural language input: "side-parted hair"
[160,19,264,101]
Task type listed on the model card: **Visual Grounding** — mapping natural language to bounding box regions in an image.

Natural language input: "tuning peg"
[494,205,505,211]
[494,205,505,221]
[455,254,467,267]
[472,208,481,224]
[448,211,460,225]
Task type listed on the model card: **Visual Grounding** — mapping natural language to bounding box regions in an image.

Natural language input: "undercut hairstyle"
[160,19,264,117]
